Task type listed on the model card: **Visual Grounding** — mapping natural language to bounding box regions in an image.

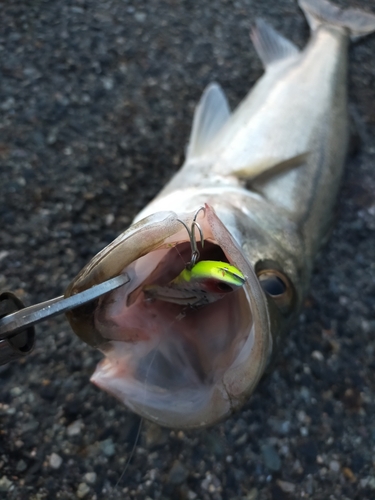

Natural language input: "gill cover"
[65,205,271,428]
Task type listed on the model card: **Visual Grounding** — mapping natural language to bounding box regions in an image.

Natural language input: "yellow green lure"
[144,260,245,307]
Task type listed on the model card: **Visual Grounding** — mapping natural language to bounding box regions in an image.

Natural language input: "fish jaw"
[65,205,271,428]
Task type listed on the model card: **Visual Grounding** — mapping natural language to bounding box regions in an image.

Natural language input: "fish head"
[65,204,272,428]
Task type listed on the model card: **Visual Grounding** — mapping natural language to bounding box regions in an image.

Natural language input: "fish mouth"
[66,205,271,428]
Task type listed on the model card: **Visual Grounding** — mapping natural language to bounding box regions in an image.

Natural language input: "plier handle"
[0,274,130,365]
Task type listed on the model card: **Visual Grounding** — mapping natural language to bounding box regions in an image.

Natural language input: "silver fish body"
[65,0,375,428]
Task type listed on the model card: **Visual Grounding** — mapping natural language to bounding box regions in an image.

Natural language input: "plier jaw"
[0,273,130,366]
[0,292,35,366]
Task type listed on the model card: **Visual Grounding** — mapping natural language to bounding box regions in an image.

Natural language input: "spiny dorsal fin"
[187,83,231,158]
[250,19,299,68]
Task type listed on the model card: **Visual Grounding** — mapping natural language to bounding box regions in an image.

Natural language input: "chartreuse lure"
[144,260,245,307]
[144,207,245,306]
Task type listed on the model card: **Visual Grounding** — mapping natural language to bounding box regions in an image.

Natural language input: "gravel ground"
[1,0,375,499]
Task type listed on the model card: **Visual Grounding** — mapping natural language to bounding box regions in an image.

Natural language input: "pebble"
[261,444,281,471]
[100,438,115,457]
[49,453,63,469]
[244,488,259,500]
[342,467,356,482]
[201,473,221,492]
[360,476,375,490]
[168,460,188,485]
[311,350,324,361]
[329,460,340,473]
[67,420,83,437]
[10,387,23,398]
[0,476,12,492]
[234,433,248,447]
[84,472,97,484]
[76,482,90,498]
[16,459,27,472]
[276,480,296,493]
[144,422,169,448]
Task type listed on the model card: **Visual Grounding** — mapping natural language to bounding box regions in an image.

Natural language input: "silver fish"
[65,0,375,428]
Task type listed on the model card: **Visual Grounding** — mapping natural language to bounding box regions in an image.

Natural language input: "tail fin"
[298,0,375,40]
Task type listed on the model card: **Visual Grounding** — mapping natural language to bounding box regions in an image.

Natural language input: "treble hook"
[177,206,205,270]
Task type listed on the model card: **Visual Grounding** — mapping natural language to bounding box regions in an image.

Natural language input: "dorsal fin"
[187,83,231,158]
[250,19,299,68]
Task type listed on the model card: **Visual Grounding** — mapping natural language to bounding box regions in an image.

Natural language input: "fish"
[65,0,375,429]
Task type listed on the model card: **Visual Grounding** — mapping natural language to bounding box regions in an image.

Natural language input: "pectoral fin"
[231,152,309,183]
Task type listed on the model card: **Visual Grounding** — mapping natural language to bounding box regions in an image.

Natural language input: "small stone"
[168,460,188,485]
[277,480,296,493]
[329,460,340,473]
[244,488,258,500]
[105,213,115,226]
[235,433,248,446]
[311,350,324,361]
[16,459,27,472]
[134,11,146,22]
[76,482,90,498]
[343,467,356,482]
[10,386,23,397]
[0,476,12,492]
[305,475,315,495]
[261,444,281,471]
[0,97,15,111]
[84,472,97,484]
[204,430,226,456]
[144,422,168,448]
[49,453,63,469]
[100,438,115,457]
[67,420,83,437]
[0,251,9,261]
[102,77,114,90]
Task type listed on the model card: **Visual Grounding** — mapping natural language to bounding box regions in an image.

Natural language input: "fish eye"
[216,282,233,293]
[256,266,294,314]
[258,274,286,296]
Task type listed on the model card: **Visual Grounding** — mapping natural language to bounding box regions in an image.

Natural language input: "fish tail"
[298,0,375,40]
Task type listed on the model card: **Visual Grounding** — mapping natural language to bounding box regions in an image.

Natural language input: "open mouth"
[66,205,270,428]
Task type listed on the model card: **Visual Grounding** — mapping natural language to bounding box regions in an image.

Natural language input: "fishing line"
[114,417,143,489]
[115,310,185,488]
[116,210,205,487]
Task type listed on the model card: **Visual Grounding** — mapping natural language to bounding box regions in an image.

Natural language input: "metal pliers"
[0,274,130,366]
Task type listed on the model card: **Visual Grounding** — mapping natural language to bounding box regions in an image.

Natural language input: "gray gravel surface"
[1,0,375,499]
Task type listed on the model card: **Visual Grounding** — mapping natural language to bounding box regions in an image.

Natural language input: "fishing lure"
[144,208,245,307]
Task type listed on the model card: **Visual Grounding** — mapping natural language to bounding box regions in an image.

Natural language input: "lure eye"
[216,282,233,293]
